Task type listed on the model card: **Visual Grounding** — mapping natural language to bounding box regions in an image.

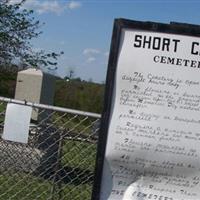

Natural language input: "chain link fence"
[0,96,101,200]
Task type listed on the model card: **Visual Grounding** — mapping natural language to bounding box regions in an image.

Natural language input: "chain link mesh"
[0,99,101,200]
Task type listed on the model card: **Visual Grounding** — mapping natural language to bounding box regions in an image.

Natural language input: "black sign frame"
[91,18,200,200]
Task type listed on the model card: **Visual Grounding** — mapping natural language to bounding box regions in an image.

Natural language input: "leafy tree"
[0,0,63,70]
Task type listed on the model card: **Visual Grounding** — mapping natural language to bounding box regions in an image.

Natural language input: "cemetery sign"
[92,19,200,200]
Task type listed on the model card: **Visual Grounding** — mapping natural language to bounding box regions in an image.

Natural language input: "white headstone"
[15,68,55,121]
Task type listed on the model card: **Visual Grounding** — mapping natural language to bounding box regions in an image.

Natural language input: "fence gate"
[0,97,101,200]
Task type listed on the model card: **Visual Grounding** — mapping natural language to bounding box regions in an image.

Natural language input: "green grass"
[55,80,104,114]
[0,103,5,113]
[0,173,52,200]
[51,112,98,135]
[0,103,5,124]
[61,184,92,200]
[0,140,97,200]
[62,140,97,172]
[0,173,93,200]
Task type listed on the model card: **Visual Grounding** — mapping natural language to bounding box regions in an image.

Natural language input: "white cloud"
[59,41,66,46]
[83,48,100,55]
[32,47,43,52]
[8,0,22,4]
[9,0,81,15]
[67,1,82,10]
[37,1,63,15]
[83,48,109,64]
[87,57,96,63]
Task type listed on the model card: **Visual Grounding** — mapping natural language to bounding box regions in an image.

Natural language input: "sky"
[11,0,200,83]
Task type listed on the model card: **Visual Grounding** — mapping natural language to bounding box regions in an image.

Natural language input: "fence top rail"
[0,96,101,119]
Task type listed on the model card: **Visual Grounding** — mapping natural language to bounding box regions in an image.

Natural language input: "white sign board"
[2,103,32,144]
[92,19,200,200]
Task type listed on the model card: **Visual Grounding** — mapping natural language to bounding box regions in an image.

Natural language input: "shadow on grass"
[35,164,94,186]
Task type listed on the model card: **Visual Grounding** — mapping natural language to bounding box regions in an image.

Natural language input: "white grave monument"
[15,68,55,121]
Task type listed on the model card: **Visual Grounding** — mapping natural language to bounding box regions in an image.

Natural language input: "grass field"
[0,173,93,200]
[62,140,97,172]
[0,103,5,124]
[0,138,97,200]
